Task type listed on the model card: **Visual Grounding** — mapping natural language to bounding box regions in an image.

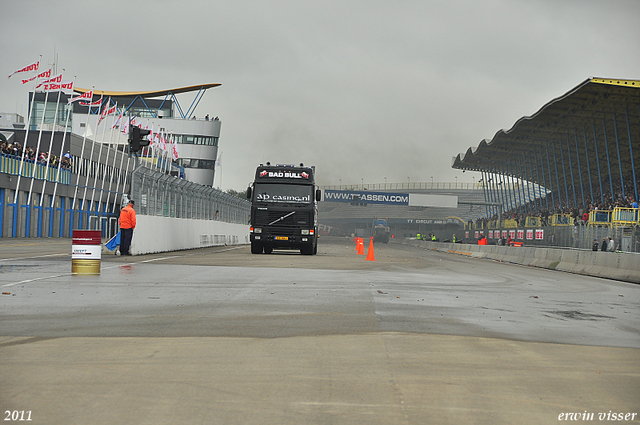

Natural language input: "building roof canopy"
[74,83,221,98]
[452,78,640,178]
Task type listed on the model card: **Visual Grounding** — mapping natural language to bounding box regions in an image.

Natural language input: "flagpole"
[112,115,134,213]
[12,55,42,205]
[26,83,52,206]
[80,94,103,224]
[105,106,124,217]
[40,79,66,206]
[89,97,112,222]
[164,132,171,174]
[97,102,118,218]
[50,76,75,218]
[71,87,95,211]
[113,151,132,213]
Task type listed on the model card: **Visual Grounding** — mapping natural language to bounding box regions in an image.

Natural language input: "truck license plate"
[275,236,288,240]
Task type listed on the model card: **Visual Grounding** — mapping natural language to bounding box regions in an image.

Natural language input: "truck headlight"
[301,229,309,235]
[253,228,262,234]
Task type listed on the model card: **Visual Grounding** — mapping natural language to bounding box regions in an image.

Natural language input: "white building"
[27,83,222,186]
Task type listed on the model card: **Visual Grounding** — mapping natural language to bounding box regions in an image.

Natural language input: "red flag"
[68,90,93,104]
[8,60,40,79]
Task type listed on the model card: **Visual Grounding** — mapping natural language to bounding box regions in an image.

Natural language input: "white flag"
[68,90,93,104]
[36,73,63,89]
[20,68,51,85]
[43,81,74,93]
[8,60,39,79]
[171,138,180,161]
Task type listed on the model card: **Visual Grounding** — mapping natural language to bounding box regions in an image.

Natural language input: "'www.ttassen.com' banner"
[323,190,409,205]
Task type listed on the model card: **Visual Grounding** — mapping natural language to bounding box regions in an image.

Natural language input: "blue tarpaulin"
[105,231,121,251]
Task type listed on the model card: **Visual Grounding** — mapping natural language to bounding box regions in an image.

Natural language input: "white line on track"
[0,253,68,262]
[0,246,244,287]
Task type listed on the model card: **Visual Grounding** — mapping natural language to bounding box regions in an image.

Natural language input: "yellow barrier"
[550,214,574,226]
[525,216,542,227]
[503,219,518,228]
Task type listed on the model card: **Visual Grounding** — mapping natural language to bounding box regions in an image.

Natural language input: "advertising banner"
[324,190,409,205]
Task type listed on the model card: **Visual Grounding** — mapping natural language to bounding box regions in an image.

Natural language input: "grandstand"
[452,77,640,251]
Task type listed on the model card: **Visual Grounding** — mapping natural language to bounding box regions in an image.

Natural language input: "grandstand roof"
[73,83,221,98]
[452,78,640,201]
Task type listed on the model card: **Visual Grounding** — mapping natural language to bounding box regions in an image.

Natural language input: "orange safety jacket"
[119,205,136,229]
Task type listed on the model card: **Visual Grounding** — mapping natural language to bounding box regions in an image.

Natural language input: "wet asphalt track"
[0,237,638,424]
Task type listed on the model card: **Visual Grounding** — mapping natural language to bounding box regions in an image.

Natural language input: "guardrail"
[404,239,640,284]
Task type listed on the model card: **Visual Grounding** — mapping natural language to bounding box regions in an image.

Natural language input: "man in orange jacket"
[119,200,136,256]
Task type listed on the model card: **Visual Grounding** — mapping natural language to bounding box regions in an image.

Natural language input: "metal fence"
[130,165,250,224]
[469,225,639,253]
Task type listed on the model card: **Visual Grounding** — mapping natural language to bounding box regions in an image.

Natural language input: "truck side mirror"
[246,187,252,199]
[316,189,321,202]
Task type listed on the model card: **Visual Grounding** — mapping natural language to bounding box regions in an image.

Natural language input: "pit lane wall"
[129,215,250,255]
[403,240,640,284]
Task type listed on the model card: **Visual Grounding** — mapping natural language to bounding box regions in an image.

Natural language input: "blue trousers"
[120,228,134,255]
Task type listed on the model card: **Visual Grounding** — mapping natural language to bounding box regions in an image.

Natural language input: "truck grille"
[254,210,312,228]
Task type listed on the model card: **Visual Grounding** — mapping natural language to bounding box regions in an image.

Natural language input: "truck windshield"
[253,183,312,204]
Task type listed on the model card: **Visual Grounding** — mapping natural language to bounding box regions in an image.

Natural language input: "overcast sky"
[2,0,639,190]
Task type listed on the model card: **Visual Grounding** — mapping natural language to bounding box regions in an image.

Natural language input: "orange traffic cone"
[365,237,376,261]
[357,238,364,255]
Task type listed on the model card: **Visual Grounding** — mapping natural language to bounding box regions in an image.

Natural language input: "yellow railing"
[612,208,639,225]
[587,208,639,226]
[466,208,638,231]
[550,214,574,226]
[588,210,612,226]
[0,154,71,184]
[525,217,542,227]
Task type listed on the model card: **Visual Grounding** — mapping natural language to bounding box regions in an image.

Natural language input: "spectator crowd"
[1,141,72,170]
[472,177,640,228]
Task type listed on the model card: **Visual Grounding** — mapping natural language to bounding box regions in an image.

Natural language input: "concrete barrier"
[126,215,249,255]
[403,240,640,284]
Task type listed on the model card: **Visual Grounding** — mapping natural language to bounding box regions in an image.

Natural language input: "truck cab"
[247,163,321,255]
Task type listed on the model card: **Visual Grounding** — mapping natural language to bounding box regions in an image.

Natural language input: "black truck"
[247,163,321,255]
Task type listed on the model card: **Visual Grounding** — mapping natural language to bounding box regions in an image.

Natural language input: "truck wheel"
[264,246,273,254]
[251,242,263,254]
[300,245,313,255]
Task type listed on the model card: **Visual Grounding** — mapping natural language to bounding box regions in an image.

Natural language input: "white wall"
[131,215,249,255]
